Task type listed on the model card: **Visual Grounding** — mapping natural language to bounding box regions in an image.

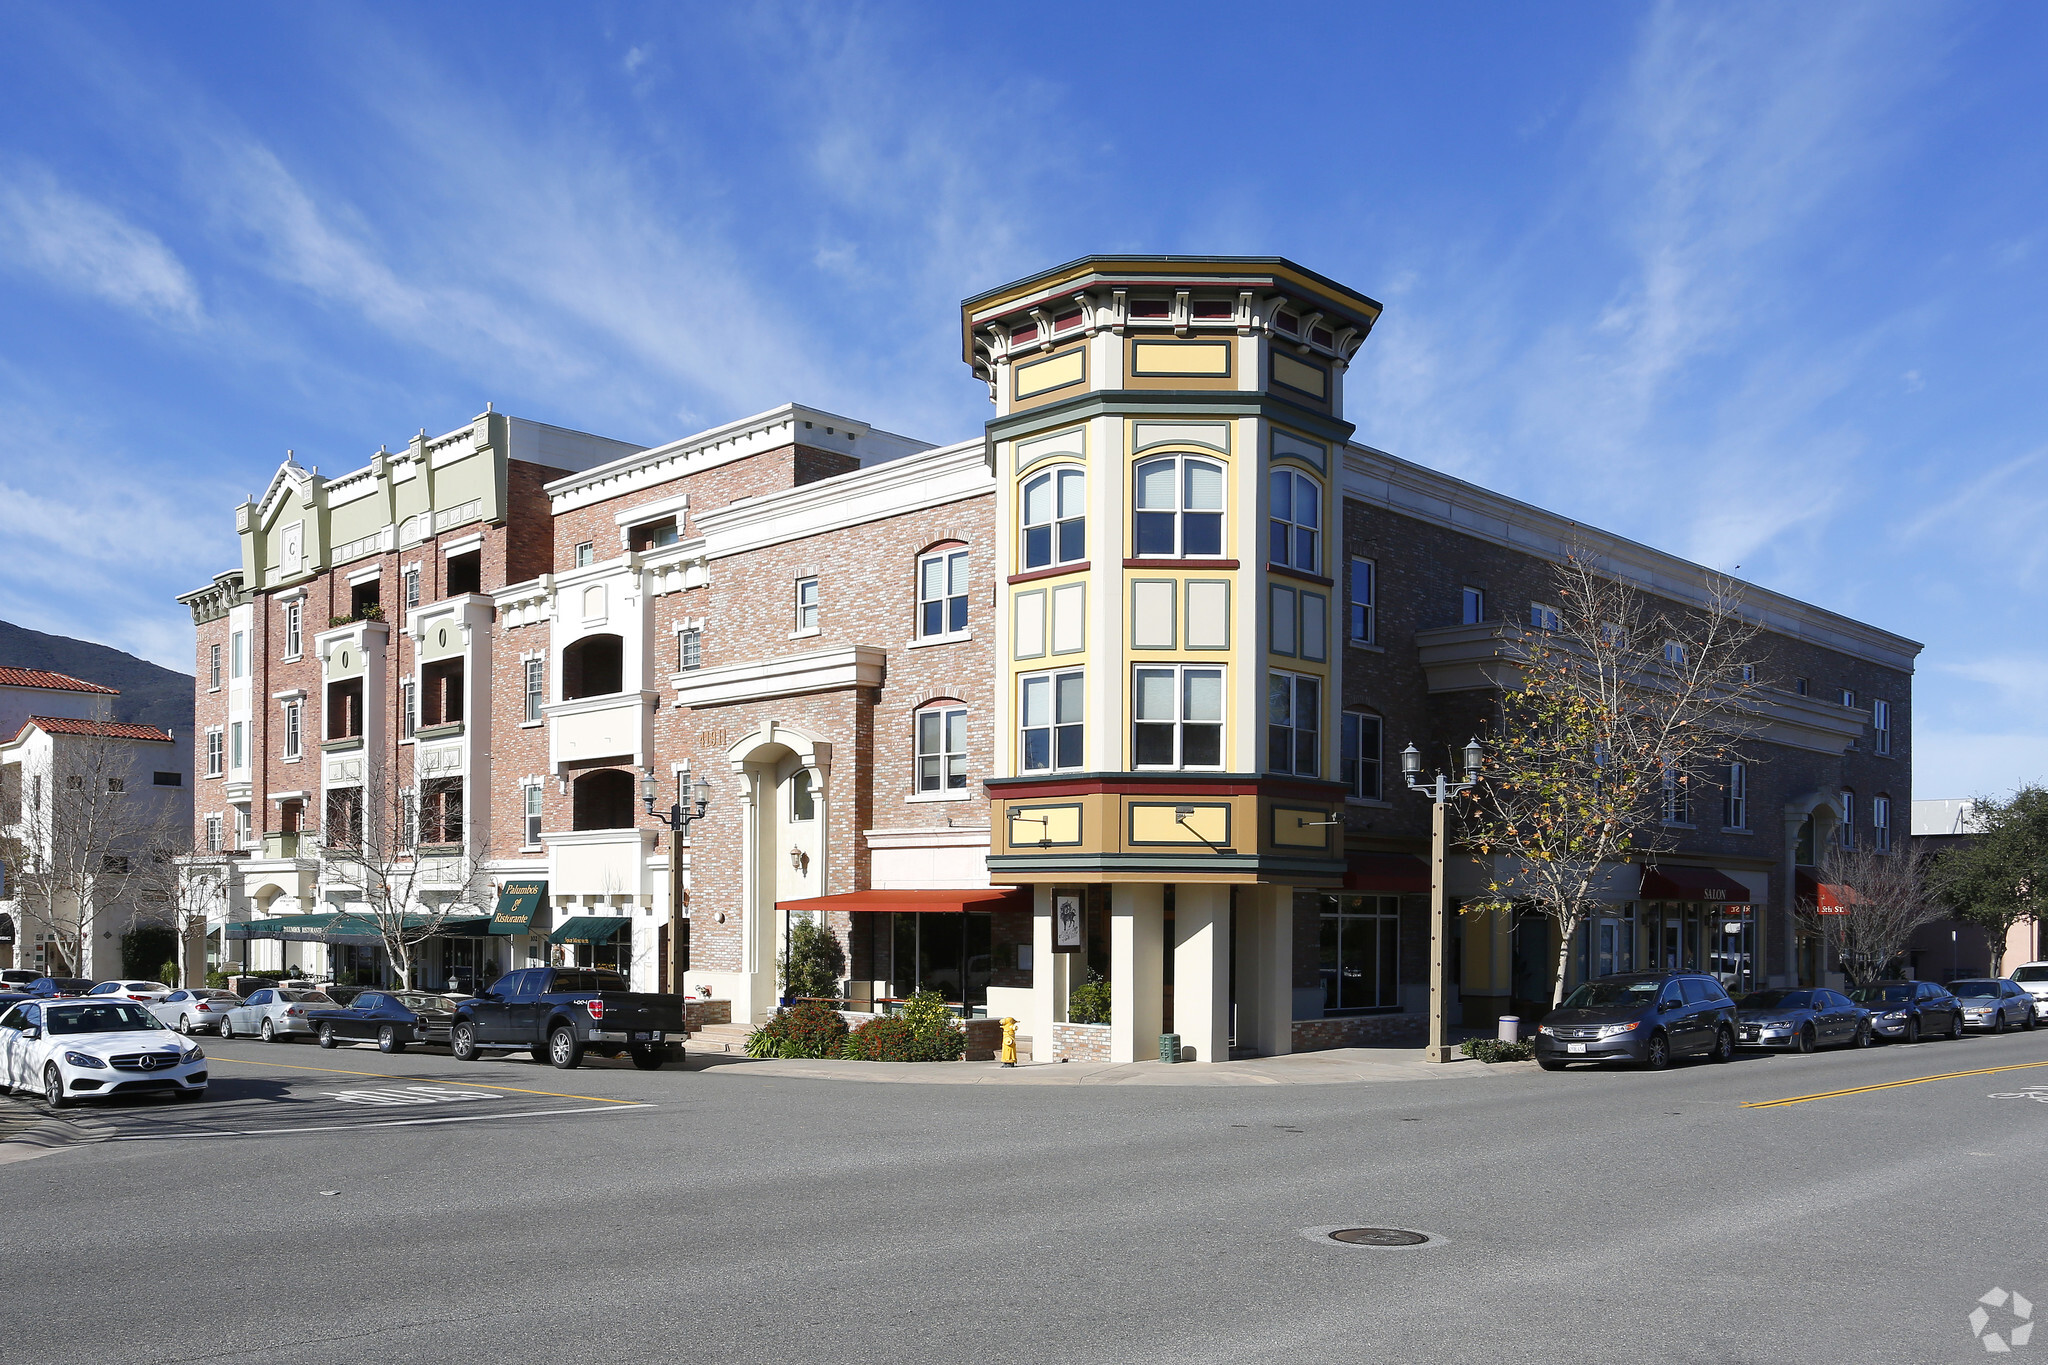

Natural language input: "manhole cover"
[1329,1227,1430,1247]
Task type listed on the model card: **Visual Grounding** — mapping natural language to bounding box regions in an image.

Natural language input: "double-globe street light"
[643,765,713,1000]
[1401,737,1485,1064]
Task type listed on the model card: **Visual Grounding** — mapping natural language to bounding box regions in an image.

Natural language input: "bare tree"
[312,745,494,989]
[1797,842,1941,985]
[1461,543,1767,1005]
[147,851,232,988]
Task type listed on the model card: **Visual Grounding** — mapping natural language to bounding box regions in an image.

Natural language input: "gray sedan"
[1951,979,2037,1033]
[148,988,245,1035]
[1735,988,1871,1052]
[222,987,337,1042]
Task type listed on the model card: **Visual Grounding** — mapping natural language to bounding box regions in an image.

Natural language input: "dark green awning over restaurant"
[489,880,548,936]
[549,915,629,946]
[227,912,495,944]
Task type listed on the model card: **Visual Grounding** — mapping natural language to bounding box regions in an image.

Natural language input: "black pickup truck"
[447,967,685,1070]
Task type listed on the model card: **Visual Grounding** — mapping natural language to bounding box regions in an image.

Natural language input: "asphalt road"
[2,1027,2045,1364]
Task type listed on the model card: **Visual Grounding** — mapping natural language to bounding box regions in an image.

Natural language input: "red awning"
[775,888,1033,915]
[1797,871,1858,914]
[1639,865,1753,903]
[1345,853,1431,893]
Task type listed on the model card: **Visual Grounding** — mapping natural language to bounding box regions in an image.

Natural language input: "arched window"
[1269,468,1321,572]
[571,769,635,831]
[1021,467,1085,569]
[1134,455,1224,558]
[915,702,968,792]
[561,634,624,700]
[790,769,816,821]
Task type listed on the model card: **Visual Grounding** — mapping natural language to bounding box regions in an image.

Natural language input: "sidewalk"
[692,1045,1537,1087]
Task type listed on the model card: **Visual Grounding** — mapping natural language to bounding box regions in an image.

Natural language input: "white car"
[86,980,173,1003]
[149,989,246,1035]
[222,987,336,1042]
[0,998,206,1107]
[2010,963,2048,1019]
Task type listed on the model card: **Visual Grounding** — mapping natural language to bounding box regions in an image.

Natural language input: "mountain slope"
[0,620,194,737]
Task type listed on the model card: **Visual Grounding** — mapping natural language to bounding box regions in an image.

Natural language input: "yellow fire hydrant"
[999,1016,1019,1068]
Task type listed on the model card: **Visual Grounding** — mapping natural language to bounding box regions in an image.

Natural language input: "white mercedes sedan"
[0,999,207,1108]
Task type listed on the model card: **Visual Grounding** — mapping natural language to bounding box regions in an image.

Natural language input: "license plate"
[633,1031,652,1041]
[1566,1043,1586,1054]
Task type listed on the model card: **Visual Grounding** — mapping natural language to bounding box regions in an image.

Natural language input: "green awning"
[226,914,337,941]
[488,880,548,936]
[549,915,630,946]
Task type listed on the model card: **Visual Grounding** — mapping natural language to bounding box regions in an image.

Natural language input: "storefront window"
[866,912,992,1013]
[1301,892,1399,1013]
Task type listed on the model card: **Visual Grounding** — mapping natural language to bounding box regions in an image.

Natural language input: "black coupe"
[307,991,461,1054]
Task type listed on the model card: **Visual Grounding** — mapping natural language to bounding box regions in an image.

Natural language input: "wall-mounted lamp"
[788,845,808,874]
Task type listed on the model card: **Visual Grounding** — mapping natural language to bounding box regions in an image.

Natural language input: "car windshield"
[1560,980,1659,1009]
[394,994,457,1012]
[1739,990,1812,1009]
[1949,981,2000,998]
[2013,966,2048,983]
[121,982,164,991]
[46,1002,164,1034]
[1848,984,1916,1003]
[279,991,334,1004]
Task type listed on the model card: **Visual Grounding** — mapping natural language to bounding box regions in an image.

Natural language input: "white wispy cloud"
[0,161,202,325]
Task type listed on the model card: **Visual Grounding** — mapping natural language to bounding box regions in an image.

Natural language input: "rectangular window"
[677,629,701,672]
[1740,664,1755,683]
[1461,587,1484,625]
[404,567,421,611]
[204,814,222,853]
[208,643,221,689]
[421,777,463,845]
[1270,584,1298,656]
[524,784,543,846]
[1021,467,1085,570]
[1341,712,1383,800]
[205,728,223,777]
[1795,677,1809,696]
[1020,670,1084,772]
[420,659,465,727]
[1348,558,1375,644]
[524,657,545,721]
[916,706,969,791]
[327,678,364,740]
[283,602,302,658]
[229,722,245,771]
[1133,455,1225,558]
[401,788,418,851]
[446,550,481,597]
[918,549,970,638]
[629,517,680,551]
[1840,688,1855,709]
[795,576,820,632]
[152,771,181,787]
[400,679,416,740]
[1530,602,1559,631]
[1312,892,1401,1012]
[575,541,594,567]
[1661,766,1689,824]
[1872,698,1890,755]
[1132,665,1224,769]
[1268,469,1321,572]
[231,631,246,679]
[1723,762,1747,830]
[1268,671,1321,777]
[1663,641,1687,666]
[326,788,363,848]
[233,805,251,849]
[283,702,302,760]
[1872,795,1891,852]
[1840,792,1856,848]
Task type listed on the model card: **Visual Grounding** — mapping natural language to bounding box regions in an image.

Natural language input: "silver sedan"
[222,987,337,1042]
[148,989,245,1035]
[1951,979,2037,1033]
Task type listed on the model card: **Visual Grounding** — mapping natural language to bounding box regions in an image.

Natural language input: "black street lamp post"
[1401,738,1485,1063]
[642,765,712,1005]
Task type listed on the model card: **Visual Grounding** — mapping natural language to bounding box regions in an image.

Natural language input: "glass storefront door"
[868,912,991,1014]
[1306,893,1399,1012]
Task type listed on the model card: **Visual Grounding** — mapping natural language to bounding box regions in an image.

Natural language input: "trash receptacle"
[1498,1015,1521,1044]
[1159,1032,1182,1063]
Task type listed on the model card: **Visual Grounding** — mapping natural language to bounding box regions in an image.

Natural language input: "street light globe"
[1463,737,1485,777]
[1400,742,1423,779]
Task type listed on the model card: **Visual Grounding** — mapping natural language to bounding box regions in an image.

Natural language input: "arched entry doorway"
[715,721,833,1023]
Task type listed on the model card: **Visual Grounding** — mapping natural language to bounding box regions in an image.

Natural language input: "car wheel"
[378,1025,404,1055]
[629,1044,664,1071]
[1642,1032,1671,1071]
[548,1025,583,1070]
[1853,1022,1872,1048]
[1537,1057,1567,1071]
[260,1018,276,1043]
[1995,1011,2008,1035]
[2025,1009,2038,1033]
[318,1024,337,1050]
[178,1015,193,1035]
[1906,1018,1922,1045]
[1711,1026,1734,1063]
[451,1024,480,1062]
[1797,1024,1817,1055]
[220,1018,234,1040]
[42,1064,70,1110]
[1950,1011,1966,1041]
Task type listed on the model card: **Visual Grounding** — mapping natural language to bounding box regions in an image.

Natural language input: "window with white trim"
[1840,688,1855,709]
[204,814,222,854]
[678,627,701,672]
[1132,665,1223,769]
[1021,467,1085,570]
[1723,762,1747,830]
[233,805,251,849]
[1872,794,1891,852]
[1872,698,1890,755]
[1341,711,1382,800]
[1348,558,1375,644]
[790,769,815,821]
[523,657,544,723]
[1133,455,1225,558]
[1840,790,1856,848]
[404,567,421,611]
[1020,669,1084,772]
[283,702,302,761]
[915,704,969,791]
[1268,468,1321,572]
[917,548,969,638]
[794,576,820,632]
[204,727,223,777]
[1663,641,1687,666]
[283,601,302,659]
[1268,670,1321,777]
[229,722,245,772]
[208,643,221,690]
[524,783,543,846]
[1661,765,1689,824]
[1530,602,1559,631]
[1461,587,1485,625]
[400,679,416,740]
[574,541,594,567]
[231,631,246,679]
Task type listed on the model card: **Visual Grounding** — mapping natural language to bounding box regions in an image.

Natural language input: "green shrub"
[780,918,846,1000]
[159,960,181,989]
[1068,971,1111,1025]
[745,999,850,1060]
[841,1015,920,1061]
[120,925,179,981]
[205,970,229,990]
[839,998,967,1062]
[1460,1038,1535,1063]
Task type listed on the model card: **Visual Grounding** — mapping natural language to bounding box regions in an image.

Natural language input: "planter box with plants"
[746,991,968,1062]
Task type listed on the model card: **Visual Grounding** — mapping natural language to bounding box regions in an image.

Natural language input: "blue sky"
[0,3,2043,801]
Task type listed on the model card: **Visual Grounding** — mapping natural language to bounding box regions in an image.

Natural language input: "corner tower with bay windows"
[967,257,1383,1063]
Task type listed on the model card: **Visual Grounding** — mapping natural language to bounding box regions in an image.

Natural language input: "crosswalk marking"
[325,1086,499,1107]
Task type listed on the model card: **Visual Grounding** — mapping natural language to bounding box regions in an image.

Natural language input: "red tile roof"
[18,716,174,743]
[0,667,119,695]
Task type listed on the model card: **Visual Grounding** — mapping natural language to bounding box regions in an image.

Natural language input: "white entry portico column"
[1234,884,1295,1057]
[1109,883,1165,1064]
[1173,883,1231,1064]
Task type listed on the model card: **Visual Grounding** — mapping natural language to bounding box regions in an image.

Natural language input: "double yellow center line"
[1742,1058,2048,1109]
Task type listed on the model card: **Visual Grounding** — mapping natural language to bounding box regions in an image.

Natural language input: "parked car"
[1535,971,1739,1071]
[86,980,172,1003]
[448,967,685,1070]
[1846,980,1965,1043]
[148,989,245,1035]
[221,987,337,1042]
[0,969,40,991]
[0,999,206,1107]
[22,978,97,999]
[309,991,460,1053]
[2009,962,2048,1020]
[1949,979,2037,1033]
[1735,987,1872,1052]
